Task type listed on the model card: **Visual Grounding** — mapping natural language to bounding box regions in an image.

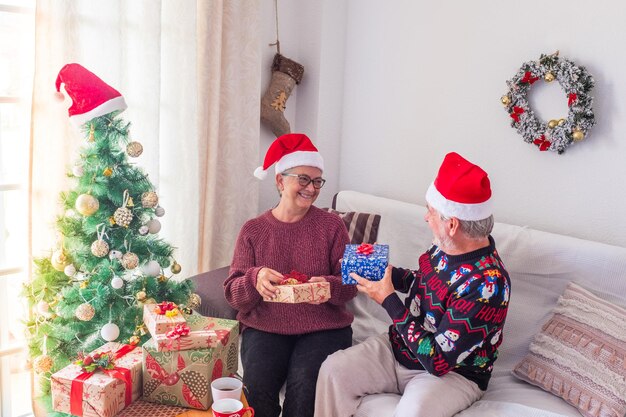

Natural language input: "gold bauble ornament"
[141,191,159,208]
[500,95,511,106]
[158,274,168,283]
[126,141,143,158]
[544,72,555,82]
[90,239,109,257]
[80,280,89,289]
[75,303,95,321]
[136,290,147,302]
[127,197,134,207]
[547,119,558,129]
[129,335,141,346]
[121,252,139,270]
[51,250,70,271]
[558,118,566,126]
[170,261,182,274]
[75,194,99,216]
[103,167,113,177]
[187,293,202,310]
[113,207,133,227]
[33,354,54,374]
[108,216,116,226]
[572,129,585,142]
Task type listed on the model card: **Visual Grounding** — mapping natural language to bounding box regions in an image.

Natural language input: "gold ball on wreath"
[75,194,99,216]
[51,250,70,271]
[114,207,133,227]
[572,129,585,142]
[141,191,159,208]
[75,303,96,321]
[121,252,139,270]
[33,354,54,374]
[544,72,555,82]
[170,262,182,274]
[500,95,511,106]
[558,118,566,126]
[126,141,143,158]
[547,119,558,129]
[90,239,109,257]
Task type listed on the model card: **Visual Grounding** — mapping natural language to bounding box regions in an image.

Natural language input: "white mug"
[211,376,243,402]
[211,398,254,417]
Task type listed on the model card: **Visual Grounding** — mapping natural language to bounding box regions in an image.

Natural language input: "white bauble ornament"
[126,141,143,158]
[36,300,50,315]
[147,219,161,234]
[91,239,109,257]
[113,207,133,227]
[72,165,84,177]
[121,252,139,270]
[142,260,161,277]
[75,194,99,216]
[101,322,120,342]
[138,226,149,236]
[111,276,124,289]
[141,191,159,208]
[75,303,95,321]
[33,354,54,374]
[64,264,76,277]
[109,250,123,260]
[155,206,165,217]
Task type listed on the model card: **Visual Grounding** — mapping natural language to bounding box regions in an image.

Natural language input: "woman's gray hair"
[440,213,494,239]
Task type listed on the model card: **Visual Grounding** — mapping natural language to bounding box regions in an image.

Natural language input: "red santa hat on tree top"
[254,133,324,179]
[425,152,492,221]
[55,63,127,125]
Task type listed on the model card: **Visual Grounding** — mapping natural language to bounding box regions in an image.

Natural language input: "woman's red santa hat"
[254,133,324,179]
[55,63,127,125]
[425,152,492,221]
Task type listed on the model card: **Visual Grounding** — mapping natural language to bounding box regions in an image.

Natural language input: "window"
[0,2,35,417]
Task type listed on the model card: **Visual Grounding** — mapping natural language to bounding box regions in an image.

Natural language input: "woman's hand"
[307,276,327,305]
[256,267,284,300]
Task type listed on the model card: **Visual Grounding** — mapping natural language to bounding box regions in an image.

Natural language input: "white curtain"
[29,0,261,277]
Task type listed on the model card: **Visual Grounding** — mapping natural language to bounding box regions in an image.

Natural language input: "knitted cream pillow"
[512,282,626,417]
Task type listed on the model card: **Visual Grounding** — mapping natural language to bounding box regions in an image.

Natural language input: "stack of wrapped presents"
[50,301,239,416]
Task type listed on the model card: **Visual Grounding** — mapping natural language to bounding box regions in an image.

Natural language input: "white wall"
[260,0,626,248]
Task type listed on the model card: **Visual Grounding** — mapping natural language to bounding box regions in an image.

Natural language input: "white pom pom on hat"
[254,133,324,179]
[55,63,127,126]
[425,152,493,221]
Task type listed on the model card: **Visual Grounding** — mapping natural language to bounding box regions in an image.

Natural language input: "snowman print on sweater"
[435,329,460,352]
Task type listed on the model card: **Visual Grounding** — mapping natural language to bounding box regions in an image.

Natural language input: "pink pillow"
[512,282,626,417]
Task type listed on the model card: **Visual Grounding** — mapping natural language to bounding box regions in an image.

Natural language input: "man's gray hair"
[440,213,494,239]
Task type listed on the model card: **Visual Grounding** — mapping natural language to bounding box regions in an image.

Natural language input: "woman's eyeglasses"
[281,173,326,189]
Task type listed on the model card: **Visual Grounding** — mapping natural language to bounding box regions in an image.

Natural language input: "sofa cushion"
[322,208,381,244]
[188,266,237,320]
[512,282,626,417]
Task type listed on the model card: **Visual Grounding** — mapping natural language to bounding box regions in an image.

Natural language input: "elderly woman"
[224,133,357,417]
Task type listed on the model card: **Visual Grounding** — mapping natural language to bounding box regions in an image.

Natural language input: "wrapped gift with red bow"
[143,302,187,336]
[51,342,142,417]
[341,243,389,284]
[265,270,331,303]
[142,325,239,410]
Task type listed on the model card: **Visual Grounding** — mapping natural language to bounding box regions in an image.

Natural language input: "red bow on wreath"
[533,135,551,151]
[568,93,577,106]
[521,71,539,84]
[510,106,525,123]
[356,243,375,255]
[155,301,177,315]
[166,324,191,340]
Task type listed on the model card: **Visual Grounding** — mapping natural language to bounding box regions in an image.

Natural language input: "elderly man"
[315,152,511,417]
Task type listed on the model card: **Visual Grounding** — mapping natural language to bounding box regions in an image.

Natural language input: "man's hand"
[306,276,327,305]
[256,267,284,300]
[352,265,394,305]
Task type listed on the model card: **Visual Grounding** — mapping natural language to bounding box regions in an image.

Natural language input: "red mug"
[212,398,254,417]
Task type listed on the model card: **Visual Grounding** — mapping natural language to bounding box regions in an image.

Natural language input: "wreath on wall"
[501,52,595,154]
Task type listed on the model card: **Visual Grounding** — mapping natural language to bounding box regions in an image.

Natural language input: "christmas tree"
[22,64,196,414]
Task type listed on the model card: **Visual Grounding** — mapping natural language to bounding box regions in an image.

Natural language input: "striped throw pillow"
[512,282,626,417]
[323,208,381,244]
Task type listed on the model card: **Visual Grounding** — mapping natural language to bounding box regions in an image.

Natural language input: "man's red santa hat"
[425,152,492,221]
[254,133,324,179]
[55,63,127,125]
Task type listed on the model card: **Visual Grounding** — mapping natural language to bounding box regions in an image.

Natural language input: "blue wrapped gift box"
[341,244,389,285]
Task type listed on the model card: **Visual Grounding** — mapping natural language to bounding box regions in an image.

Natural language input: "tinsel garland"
[501,52,595,154]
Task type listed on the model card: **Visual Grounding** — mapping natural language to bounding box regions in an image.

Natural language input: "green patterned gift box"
[141,322,239,410]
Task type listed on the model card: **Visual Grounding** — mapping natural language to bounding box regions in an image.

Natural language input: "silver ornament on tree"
[101,322,120,342]
[111,276,124,289]
[147,219,161,234]
[126,141,143,158]
[142,260,161,277]
[64,264,76,277]
[75,303,95,321]
[138,225,149,235]
[155,206,165,217]
[141,191,158,208]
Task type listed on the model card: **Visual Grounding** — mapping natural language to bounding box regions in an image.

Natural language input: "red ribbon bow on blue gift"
[166,324,191,340]
[356,243,375,255]
[155,301,177,315]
